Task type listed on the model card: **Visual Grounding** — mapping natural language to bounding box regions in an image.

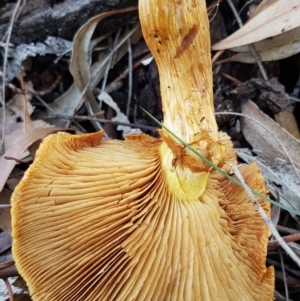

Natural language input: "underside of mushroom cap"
[12,132,274,301]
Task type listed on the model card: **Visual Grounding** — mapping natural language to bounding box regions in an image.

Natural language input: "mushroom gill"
[11,0,274,300]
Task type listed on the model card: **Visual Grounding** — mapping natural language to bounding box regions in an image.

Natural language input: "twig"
[31,73,62,96]
[212,49,225,64]
[4,156,28,164]
[215,111,300,183]
[289,96,300,103]
[0,0,24,155]
[3,278,14,301]
[278,248,289,301]
[276,225,300,235]
[45,115,157,132]
[268,233,300,249]
[126,25,133,117]
[19,74,34,133]
[207,0,224,11]
[34,95,56,114]
[222,73,243,85]
[14,73,63,97]
[110,52,152,84]
[274,290,293,301]
[267,258,300,277]
[1,0,26,42]
[207,0,220,22]
[71,120,87,133]
[231,164,300,268]
[100,30,121,94]
[226,0,268,80]
[238,0,255,17]
[7,80,58,114]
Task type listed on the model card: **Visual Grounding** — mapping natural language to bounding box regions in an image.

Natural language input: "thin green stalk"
[142,108,300,216]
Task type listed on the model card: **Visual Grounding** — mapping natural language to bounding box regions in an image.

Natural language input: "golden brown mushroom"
[12,0,274,300]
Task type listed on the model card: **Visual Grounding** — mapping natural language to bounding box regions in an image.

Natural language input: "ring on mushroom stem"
[12,0,274,300]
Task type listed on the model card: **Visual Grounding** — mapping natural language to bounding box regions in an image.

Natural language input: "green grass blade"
[141,108,300,216]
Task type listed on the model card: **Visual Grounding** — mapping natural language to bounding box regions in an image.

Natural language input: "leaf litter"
[212,0,300,64]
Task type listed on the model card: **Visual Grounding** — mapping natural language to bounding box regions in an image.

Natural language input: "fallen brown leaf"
[241,99,300,168]
[0,127,63,192]
[48,7,141,127]
[212,0,300,50]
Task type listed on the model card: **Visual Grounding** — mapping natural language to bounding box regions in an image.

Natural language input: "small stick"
[222,73,242,85]
[268,233,300,249]
[0,0,25,155]
[207,0,224,11]
[4,156,28,164]
[212,49,225,64]
[110,52,152,84]
[231,164,300,268]
[3,278,14,301]
[31,73,63,96]
[226,0,268,80]
[278,248,289,301]
[267,258,300,277]
[276,225,300,235]
[0,265,18,278]
[45,115,157,132]
[126,25,133,117]
[100,31,120,93]
[19,74,34,133]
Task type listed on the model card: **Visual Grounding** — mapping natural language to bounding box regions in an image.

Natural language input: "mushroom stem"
[140,0,225,199]
[140,0,217,143]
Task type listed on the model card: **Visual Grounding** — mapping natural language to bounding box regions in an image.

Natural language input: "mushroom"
[12,0,274,300]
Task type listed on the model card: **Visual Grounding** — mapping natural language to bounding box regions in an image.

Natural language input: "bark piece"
[0,0,138,45]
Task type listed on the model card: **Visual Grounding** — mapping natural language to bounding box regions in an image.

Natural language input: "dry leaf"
[212,0,300,50]
[230,27,300,53]
[0,83,34,135]
[270,204,280,228]
[241,99,300,168]
[236,148,300,216]
[0,127,63,192]
[6,88,34,121]
[4,120,54,150]
[239,100,300,217]
[11,277,28,291]
[220,39,300,63]
[98,92,142,137]
[275,111,300,139]
[0,189,12,234]
[70,7,140,114]
[48,7,141,127]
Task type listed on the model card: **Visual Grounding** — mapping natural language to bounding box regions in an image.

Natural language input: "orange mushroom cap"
[12,0,274,300]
